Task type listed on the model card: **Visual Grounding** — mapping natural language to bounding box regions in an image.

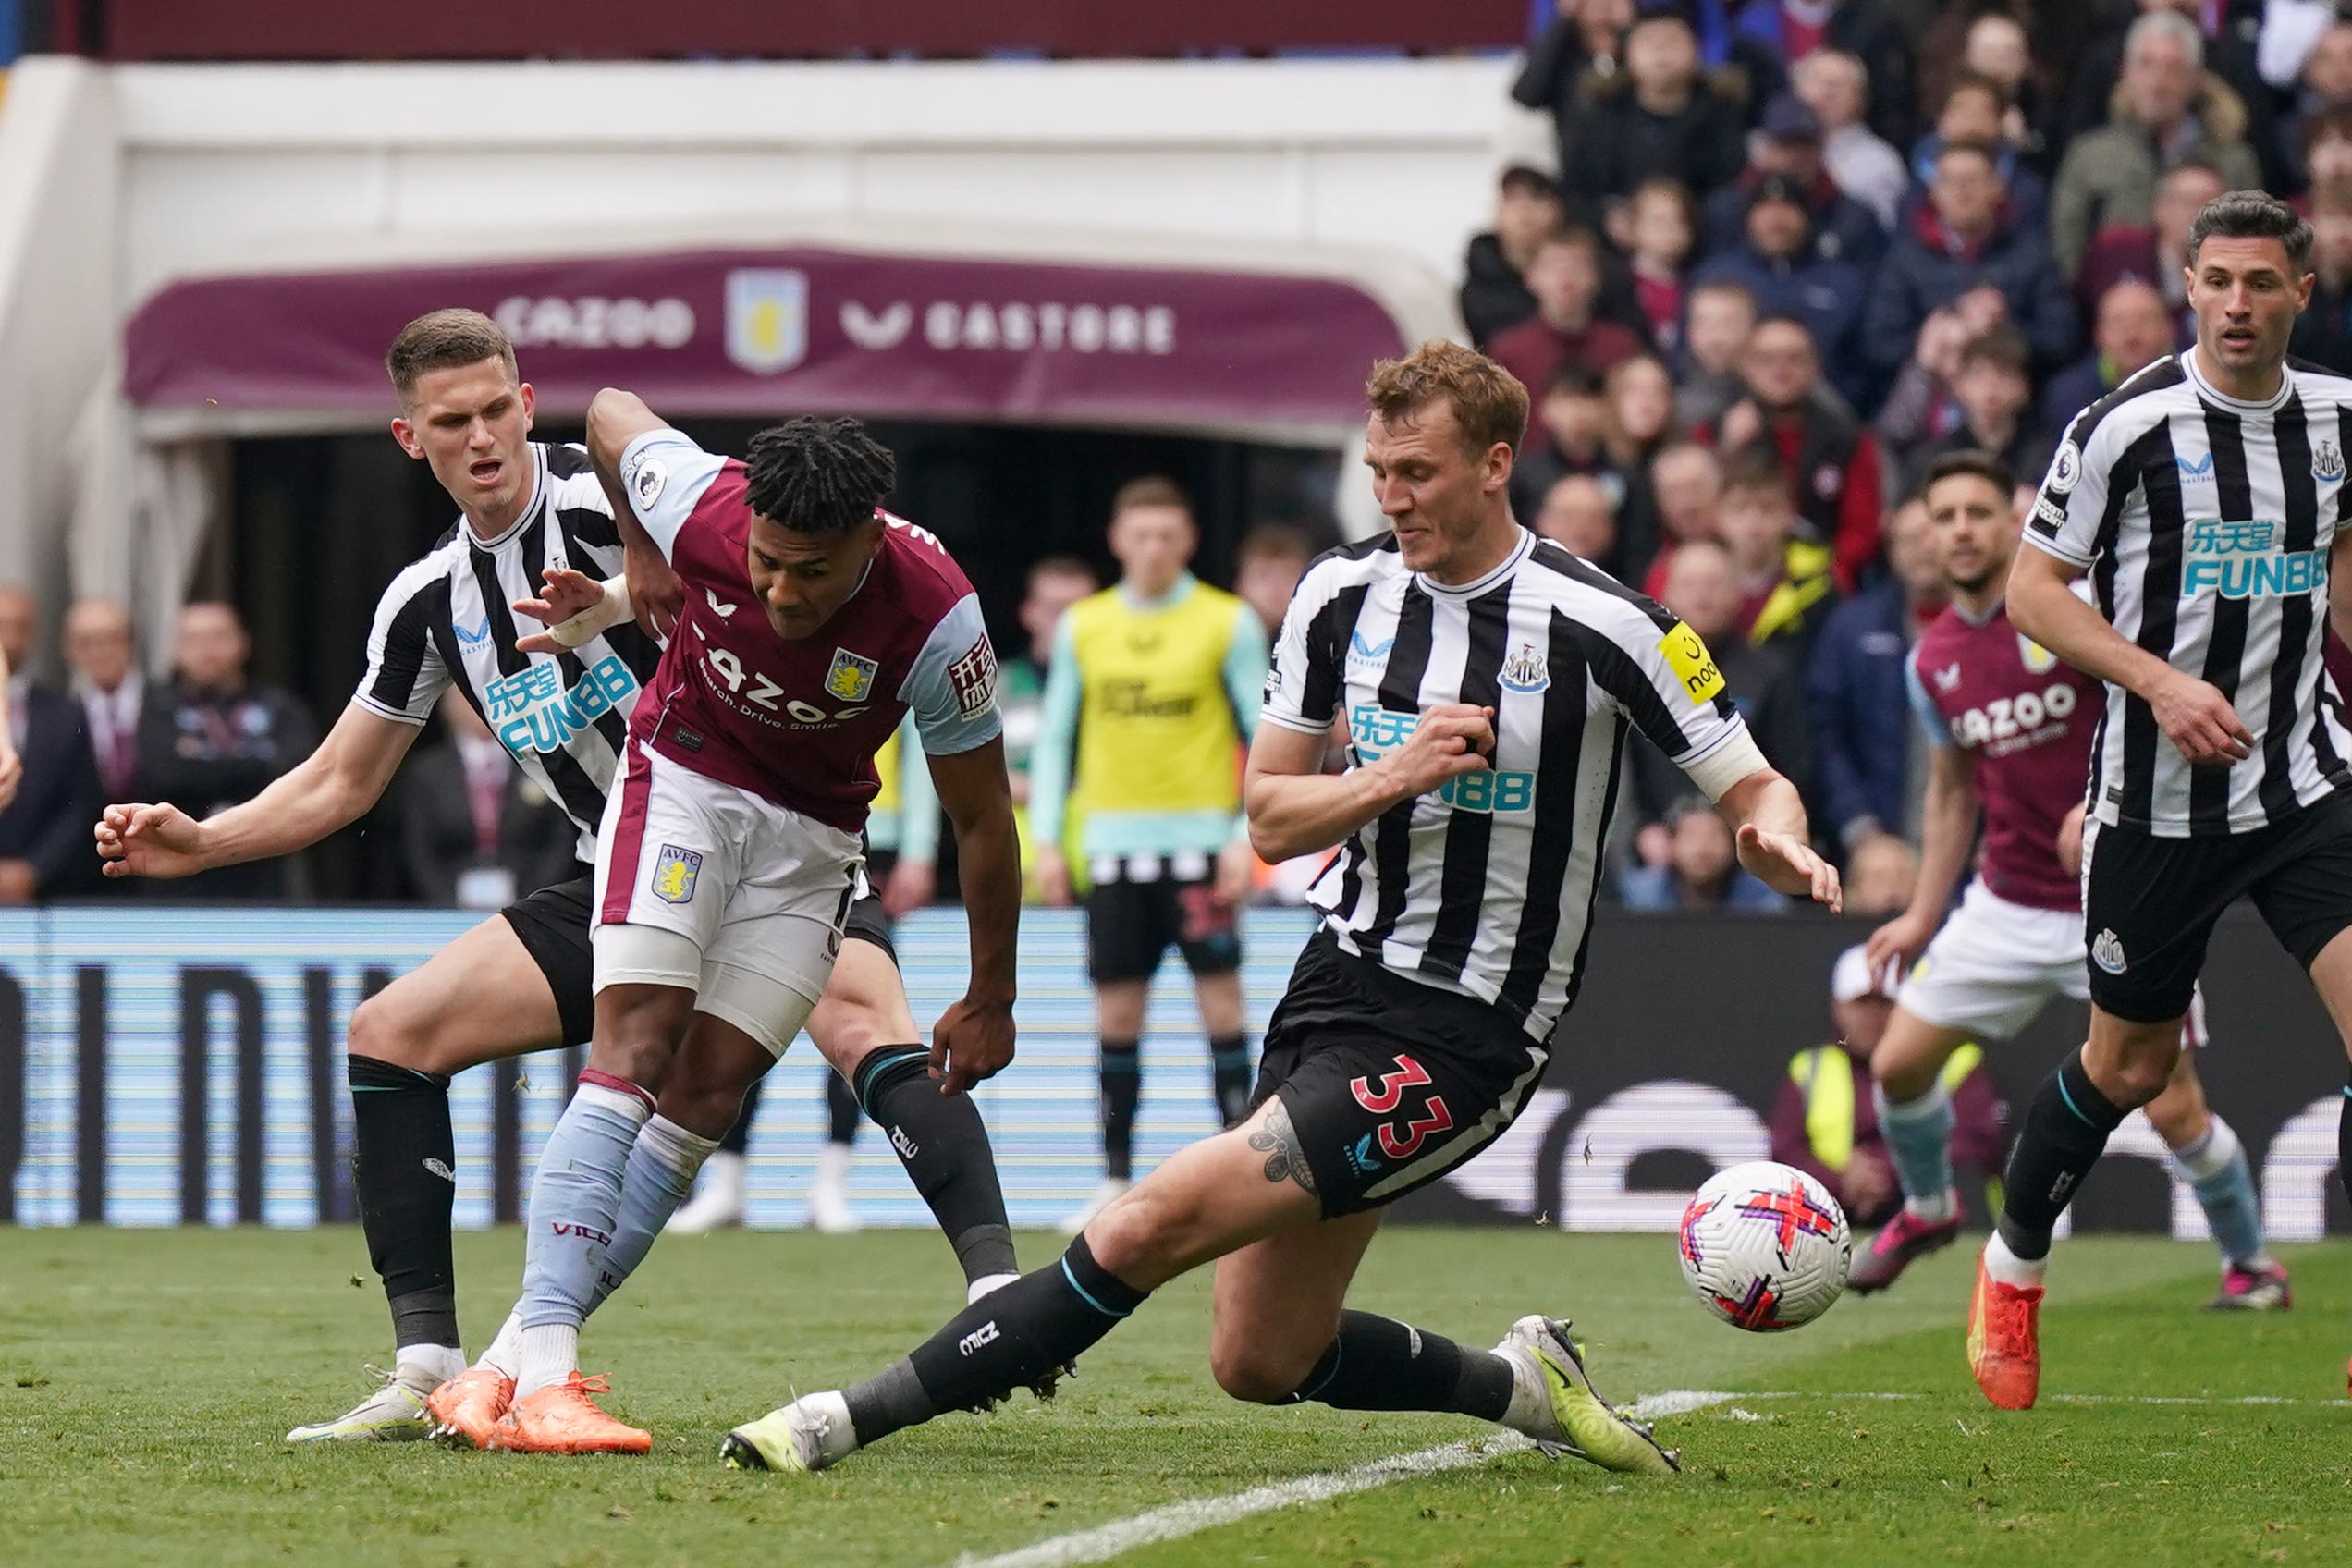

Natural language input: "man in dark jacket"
[2039,278,2177,442]
[399,690,580,909]
[1689,174,1871,404]
[138,601,318,900]
[1806,497,1945,859]
[1699,93,1887,267]
[1733,0,1918,148]
[1458,165,1564,348]
[0,584,102,904]
[1553,4,1747,227]
[1488,228,1648,397]
[1865,139,2080,387]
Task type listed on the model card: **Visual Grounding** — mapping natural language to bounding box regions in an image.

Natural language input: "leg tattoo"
[1247,1098,1317,1196]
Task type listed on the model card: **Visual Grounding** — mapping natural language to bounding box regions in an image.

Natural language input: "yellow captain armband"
[1658,620,1726,706]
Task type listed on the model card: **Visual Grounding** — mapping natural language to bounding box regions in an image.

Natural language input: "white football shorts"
[1897,879,2207,1047]
[591,741,862,1058]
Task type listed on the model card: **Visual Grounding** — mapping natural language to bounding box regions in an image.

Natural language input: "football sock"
[719,1076,763,1158]
[1208,1032,1254,1129]
[1873,1080,1957,1224]
[1100,1038,1141,1181]
[477,1310,524,1378]
[855,1043,1019,1283]
[1983,1229,2045,1289]
[841,1234,1148,1448]
[1278,1312,1515,1420]
[513,1072,653,1398]
[348,1054,461,1354]
[826,1069,862,1147]
[2167,1115,2266,1268]
[1996,1049,2125,1262]
[587,1114,719,1316]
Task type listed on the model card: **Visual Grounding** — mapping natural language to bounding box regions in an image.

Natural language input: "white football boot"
[808,1142,862,1233]
[285,1365,435,1444]
[1494,1316,1680,1475]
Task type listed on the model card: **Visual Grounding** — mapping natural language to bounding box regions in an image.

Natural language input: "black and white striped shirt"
[2026,351,2352,837]
[1260,530,1766,1041]
[355,443,664,860]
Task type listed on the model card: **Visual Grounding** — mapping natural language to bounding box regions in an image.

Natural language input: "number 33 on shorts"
[1350,1054,1455,1159]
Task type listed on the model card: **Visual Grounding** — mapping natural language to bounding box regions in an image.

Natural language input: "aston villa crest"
[725,268,809,374]
[2018,635,2059,675]
[825,647,879,703]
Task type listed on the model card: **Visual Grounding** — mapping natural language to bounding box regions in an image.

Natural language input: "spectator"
[2292,207,2352,374]
[65,596,148,803]
[1899,327,2052,497]
[1459,165,1565,348]
[1844,833,1921,916]
[1700,92,1888,266]
[1690,177,1871,403]
[1000,555,1101,817]
[399,690,576,909]
[1623,178,1698,353]
[1509,364,1623,520]
[1602,352,1677,578]
[1641,439,1726,596]
[1674,277,1758,430]
[1510,0,1642,141]
[1958,12,2047,161]
[1806,496,1945,858]
[1233,524,1317,639]
[1715,447,1838,654]
[1552,4,1747,227]
[0,584,102,904]
[2298,107,2352,214]
[1532,473,1621,565]
[1771,946,2003,1227]
[1709,315,1887,592]
[1867,140,2079,386]
[2062,0,2282,190]
[2040,278,2179,438]
[1621,795,1790,911]
[136,602,318,899]
[1488,229,1648,400]
[1643,536,1814,818]
[2050,11,2265,278]
[1904,70,2052,237]
[2073,156,2224,325]
[1874,285,2011,474]
[1794,48,1909,229]
[2285,22,2352,178]
[1732,0,1917,149]
[2262,0,2345,95]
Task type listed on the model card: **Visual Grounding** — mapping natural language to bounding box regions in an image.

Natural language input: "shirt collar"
[1119,572,1197,613]
[1415,527,1532,600]
[464,446,545,554]
[2181,349,2293,414]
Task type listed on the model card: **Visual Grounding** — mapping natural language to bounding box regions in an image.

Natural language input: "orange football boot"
[484,1374,650,1455]
[425,1366,515,1448]
[1966,1256,2043,1411]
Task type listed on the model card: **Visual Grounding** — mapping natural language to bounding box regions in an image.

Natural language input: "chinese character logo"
[947,637,998,718]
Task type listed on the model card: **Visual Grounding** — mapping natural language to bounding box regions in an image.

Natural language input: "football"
[1676,1161,1852,1331]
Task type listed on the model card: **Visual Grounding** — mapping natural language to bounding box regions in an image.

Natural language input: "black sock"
[1101,1038,1141,1180]
[855,1044,1017,1282]
[1280,1311,1516,1419]
[1997,1049,2127,1261]
[348,1054,459,1351]
[1208,1032,1254,1129]
[825,1070,861,1147]
[844,1233,1147,1447]
[720,1075,764,1157]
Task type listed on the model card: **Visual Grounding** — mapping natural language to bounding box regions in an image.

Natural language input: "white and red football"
[1676,1160,1852,1331]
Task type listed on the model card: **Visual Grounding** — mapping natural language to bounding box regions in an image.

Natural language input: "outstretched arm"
[925,736,1022,1096]
[584,387,683,638]
[1714,766,1842,912]
[95,701,420,878]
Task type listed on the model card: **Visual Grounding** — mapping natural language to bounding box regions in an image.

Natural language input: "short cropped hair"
[1238,523,1317,568]
[2188,190,2315,273]
[1958,325,2031,377]
[742,417,898,537]
[1920,448,2018,500]
[1366,340,1532,458]
[1110,474,1194,522]
[1500,165,1559,202]
[1719,447,1795,503]
[386,309,518,407]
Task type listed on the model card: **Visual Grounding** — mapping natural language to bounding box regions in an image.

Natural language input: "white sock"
[1983,1231,2046,1290]
[967,1272,1020,1305]
[395,1343,465,1388]
[475,1310,525,1378]
[1499,1349,1549,1435]
[814,1141,853,1189]
[514,1323,580,1401]
[1905,1190,1958,1226]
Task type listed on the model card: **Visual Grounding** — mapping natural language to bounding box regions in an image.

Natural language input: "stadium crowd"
[9,0,2352,920]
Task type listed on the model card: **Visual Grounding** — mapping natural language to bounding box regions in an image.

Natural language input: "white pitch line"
[951,1390,1731,1568]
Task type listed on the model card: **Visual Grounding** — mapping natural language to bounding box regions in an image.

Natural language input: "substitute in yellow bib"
[1032,476,1269,1231]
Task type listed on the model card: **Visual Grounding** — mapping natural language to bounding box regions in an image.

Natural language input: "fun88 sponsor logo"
[2182,519,2328,599]
[485,655,639,755]
[1349,703,1535,814]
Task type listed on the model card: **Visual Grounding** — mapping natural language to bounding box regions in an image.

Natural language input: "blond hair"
[1365,340,1530,457]
[386,309,519,407]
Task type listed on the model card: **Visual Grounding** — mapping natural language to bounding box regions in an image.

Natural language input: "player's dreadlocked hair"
[742,417,899,536]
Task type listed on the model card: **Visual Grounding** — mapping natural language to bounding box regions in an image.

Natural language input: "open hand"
[1864,907,1935,973]
[1737,822,1842,912]
[94,802,210,879]
[512,568,609,655]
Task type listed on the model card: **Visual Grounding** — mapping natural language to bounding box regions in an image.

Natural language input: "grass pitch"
[2,1226,2346,1568]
